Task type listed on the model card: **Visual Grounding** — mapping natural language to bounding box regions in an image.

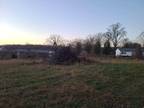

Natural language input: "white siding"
[120,51,132,57]
[142,52,144,56]
[115,49,121,57]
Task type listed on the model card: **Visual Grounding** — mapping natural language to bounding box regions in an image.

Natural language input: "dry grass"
[0,59,144,108]
[89,56,144,64]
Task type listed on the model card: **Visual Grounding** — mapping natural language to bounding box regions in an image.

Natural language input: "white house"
[115,48,135,57]
[115,49,121,57]
[142,49,144,57]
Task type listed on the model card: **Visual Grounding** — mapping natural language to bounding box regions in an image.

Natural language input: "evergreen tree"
[75,42,82,55]
[103,40,112,55]
[94,40,101,55]
[84,42,92,54]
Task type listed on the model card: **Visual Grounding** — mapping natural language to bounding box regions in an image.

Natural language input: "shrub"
[50,46,78,65]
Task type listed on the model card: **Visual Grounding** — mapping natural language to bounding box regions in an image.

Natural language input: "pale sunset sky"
[0,0,144,44]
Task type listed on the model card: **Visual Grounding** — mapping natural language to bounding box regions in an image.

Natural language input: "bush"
[50,46,78,65]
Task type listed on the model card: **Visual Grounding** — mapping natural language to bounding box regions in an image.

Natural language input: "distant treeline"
[46,23,144,56]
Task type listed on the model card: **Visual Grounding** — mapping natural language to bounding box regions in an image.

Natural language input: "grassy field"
[0,59,144,108]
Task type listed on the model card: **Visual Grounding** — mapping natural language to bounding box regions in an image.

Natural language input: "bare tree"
[138,32,144,47]
[94,33,104,41]
[121,38,130,47]
[86,35,95,45]
[83,33,104,54]
[93,33,104,55]
[83,35,95,53]
[105,23,127,50]
[46,34,64,46]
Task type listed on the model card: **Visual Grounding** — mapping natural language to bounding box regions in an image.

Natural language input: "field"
[0,59,144,108]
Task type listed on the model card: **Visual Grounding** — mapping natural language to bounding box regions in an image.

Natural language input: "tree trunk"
[113,43,117,57]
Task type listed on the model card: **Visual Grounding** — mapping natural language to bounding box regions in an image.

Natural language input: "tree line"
[47,23,144,56]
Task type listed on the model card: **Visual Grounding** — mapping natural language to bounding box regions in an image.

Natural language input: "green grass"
[0,60,144,108]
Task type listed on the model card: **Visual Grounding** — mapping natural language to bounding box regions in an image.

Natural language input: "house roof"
[117,48,144,52]
[118,48,135,52]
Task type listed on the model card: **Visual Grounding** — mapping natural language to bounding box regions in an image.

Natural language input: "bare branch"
[46,34,64,46]
[105,23,127,48]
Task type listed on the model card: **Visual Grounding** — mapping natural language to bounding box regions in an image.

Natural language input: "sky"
[0,0,144,44]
